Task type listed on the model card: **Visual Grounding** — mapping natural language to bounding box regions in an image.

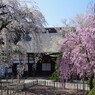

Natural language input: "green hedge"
[88,87,95,95]
[86,78,95,87]
[50,70,59,81]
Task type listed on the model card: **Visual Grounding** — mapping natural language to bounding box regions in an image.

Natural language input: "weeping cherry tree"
[60,5,95,90]
[0,0,46,77]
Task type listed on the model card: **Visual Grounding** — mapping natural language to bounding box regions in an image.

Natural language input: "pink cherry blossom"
[60,7,95,82]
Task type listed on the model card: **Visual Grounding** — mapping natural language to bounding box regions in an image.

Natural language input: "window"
[48,28,57,33]
[42,63,51,71]
[17,65,20,70]
[8,68,12,73]
[28,54,34,63]
[25,64,28,71]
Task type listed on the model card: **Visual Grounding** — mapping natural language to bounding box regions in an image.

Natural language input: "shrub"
[88,87,95,95]
[86,78,95,87]
[50,70,59,81]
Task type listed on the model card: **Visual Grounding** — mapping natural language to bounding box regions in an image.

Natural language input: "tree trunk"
[89,73,94,90]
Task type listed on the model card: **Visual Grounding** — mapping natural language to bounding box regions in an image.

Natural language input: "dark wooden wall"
[36,54,55,76]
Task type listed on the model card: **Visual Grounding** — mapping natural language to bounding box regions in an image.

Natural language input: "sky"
[32,0,93,27]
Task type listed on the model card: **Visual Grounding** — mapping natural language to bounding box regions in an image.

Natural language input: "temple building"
[2,27,64,77]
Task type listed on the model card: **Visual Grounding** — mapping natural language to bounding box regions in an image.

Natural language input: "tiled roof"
[18,27,63,53]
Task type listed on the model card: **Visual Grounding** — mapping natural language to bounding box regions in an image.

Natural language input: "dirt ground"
[15,85,88,95]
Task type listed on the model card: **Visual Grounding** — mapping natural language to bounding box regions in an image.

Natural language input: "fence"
[37,80,90,90]
[0,79,37,95]
[0,79,90,95]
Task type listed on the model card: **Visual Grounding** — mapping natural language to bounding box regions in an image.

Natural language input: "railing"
[0,79,37,95]
[37,80,90,91]
[0,79,90,95]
